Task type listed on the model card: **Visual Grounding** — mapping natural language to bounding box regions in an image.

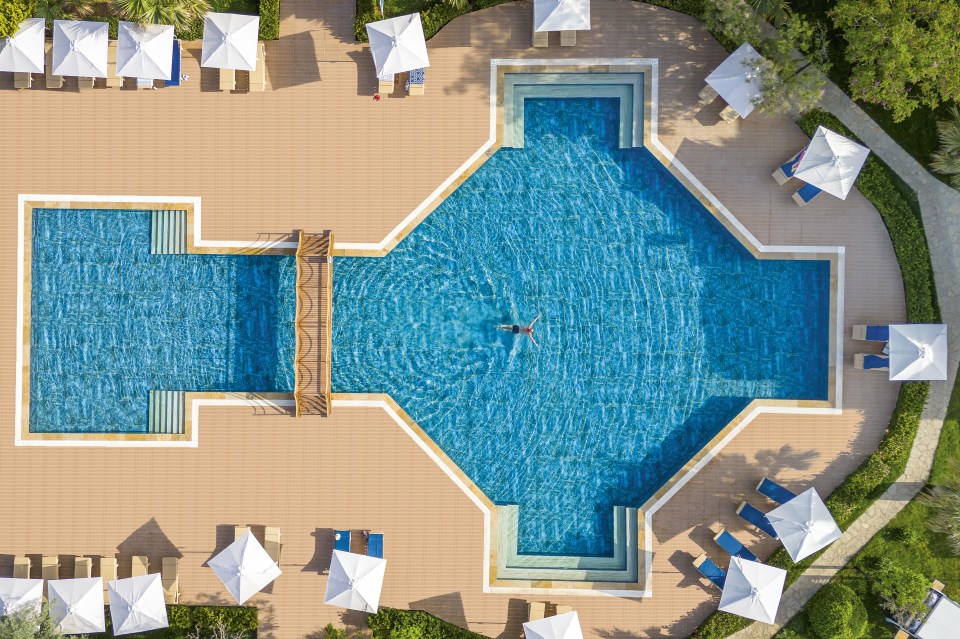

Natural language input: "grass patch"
[354,0,513,42]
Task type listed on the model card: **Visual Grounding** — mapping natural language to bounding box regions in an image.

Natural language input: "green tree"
[831,0,960,122]
[870,558,930,627]
[112,0,211,32]
[0,604,73,639]
[805,583,868,639]
[322,624,347,639]
[920,462,960,552]
[34,0,93,29]
[930,106,960,190]
[0,0,35,38]
[750,0,789,24]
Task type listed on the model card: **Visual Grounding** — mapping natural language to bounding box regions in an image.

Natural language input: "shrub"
[191,606,259,633]
[806,584,868,639]
[871,559,929,625]
[0,0,33,38]
[168,605,193,629]
[691,611,753,639]
[259,0,279,39]
[367,608,488,639]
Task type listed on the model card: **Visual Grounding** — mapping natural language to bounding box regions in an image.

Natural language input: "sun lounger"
[713,529,758,562]
[378,73,394,94]
[406,68,424,96]
[13,556,31,579]
[14,72,32,89]
[894,630,909,639]
[855,353,889,370]
[74,557,93,578]
[366,532,383,559]
[42,556,59,581]
[137,77,154,89]
[265,527,281,565]
[132,555,149,577]
[249,43,266,92]
[693,553,727,589]
[161,557,180,604]
[334,529,351,553]
[533,23,548,48]
[45,42,63,89]
[560,30,576,47]
[792,182,823,206]
[757,477,797,505]
[528,601,546,621]
[852,325,890,342]
[719,105,739,122]
[555,605,573,615]
[101,557,118,603]
[78,76,94,89]
[698,84,718,104]
[165,40,182,87]
[932,580,945,592]
[736,501,779,539]
[220,67,236,92]
[772,149,805,185]
[106,41,122,88]
[235,525,250,540]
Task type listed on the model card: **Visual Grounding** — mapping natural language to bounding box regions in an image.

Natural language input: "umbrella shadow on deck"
[409,592,468,630]
[303,528,336,574]
[117,518,182,577]
[269,32,322,90]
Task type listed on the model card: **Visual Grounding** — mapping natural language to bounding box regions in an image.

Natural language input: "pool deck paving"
[0,2,915,637]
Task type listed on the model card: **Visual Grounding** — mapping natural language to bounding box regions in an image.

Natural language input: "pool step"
[147,391,186,435]
[150,210,187,255]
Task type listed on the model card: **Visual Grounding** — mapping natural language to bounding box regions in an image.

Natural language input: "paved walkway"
[730,82,960,639]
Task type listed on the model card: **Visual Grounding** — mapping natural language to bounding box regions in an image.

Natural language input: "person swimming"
[496,314,541,347]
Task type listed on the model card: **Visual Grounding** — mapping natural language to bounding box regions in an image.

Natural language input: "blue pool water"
[332,98,831,557]
[29,209,295,433]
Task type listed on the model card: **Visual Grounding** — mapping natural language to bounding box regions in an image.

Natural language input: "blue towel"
[779,149,805,178]
[757,477,797,505]
[865,325,889,341]
[334,530,351,553]
[863,354,889,370]
[165,40,181,87]
[714,530,758,562]
[695,556,727,589]
[796,182,822,203]
[367,533,383,558]
[737,502,779,539]
[408,68,425,86]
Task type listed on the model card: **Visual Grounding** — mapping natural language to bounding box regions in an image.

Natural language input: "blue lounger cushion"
[795,182,822,203]
[780,149,805,179]
[367,533,383,558]
[165,40,181,87]
[862,354,890,370]
[694,554,727,589]
[713,529,758,562]
[737,501,779,539]
[865,325,890,341]
[334,529,351,552]
[757,477,797,505]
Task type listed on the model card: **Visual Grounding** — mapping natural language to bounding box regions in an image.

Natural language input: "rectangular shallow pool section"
[28,208,295,433]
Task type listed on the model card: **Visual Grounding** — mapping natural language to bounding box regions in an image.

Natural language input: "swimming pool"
[333,98,831,558]
[29,208,295,433]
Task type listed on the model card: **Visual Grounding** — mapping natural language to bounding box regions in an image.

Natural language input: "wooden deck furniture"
[45,43,63,89]
[106,41,122,88]
[161,557,180,604]
[719,104,739,122]
[101,557,118,603]
[560,30,576,46]
[41,556,59,580]
[698,84,719,104]
[235,525,250,540]
[527,601,546,621]
[265,527,281,565]
[249,43,266,92]
[74,556,93,578]
[13,556,31,578]
[131,555,149,577]
[219,67,235,91]
[14,72,32,89]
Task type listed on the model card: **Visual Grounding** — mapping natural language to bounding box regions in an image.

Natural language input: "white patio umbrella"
[117,22,175,80]
[705,43,764,118]
[47,578,106,635]
[0,18,45,74]
[108,573,169,636]
[201,12,260,71]
[0,577,43,617]
[794,125,870,199]
[889,324,949,381]
[767,487,842,561]
[523,611,584,639]
[718,558,786,624]
[534,0,591,33]
[365,13,430,78]
[323,550,387,613]
[52,20,108,78]
[208,530,282,604]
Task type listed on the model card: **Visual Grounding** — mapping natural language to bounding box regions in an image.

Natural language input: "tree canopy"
[0,0,34,38]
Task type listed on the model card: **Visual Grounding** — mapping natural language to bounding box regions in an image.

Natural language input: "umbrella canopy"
[0,578,43,617]
[534,0,591,33]
[917,595,960,639]
[0,18,45,74]
[366,13,430,78]
[108,573,169,636]
[323,550,387,613]
[48,578,106,635]
[52,20,108,78]
[209,530,282,604]
[201,12,260,71]
[705,43,764,118]
[718,558,786,624]
[794,125,870,199]
[117,22,174,80]
[523,611,584,639]
[768,488,842,561]
[889,324,949,381]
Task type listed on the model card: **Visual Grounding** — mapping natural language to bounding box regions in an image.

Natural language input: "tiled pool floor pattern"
[0,2,905,637]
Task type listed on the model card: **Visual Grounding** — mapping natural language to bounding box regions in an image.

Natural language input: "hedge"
[0,0,32,38]
[355,0,513,43]
[690,111,940,639]
[367,608,489,639]
[259,0,280,40]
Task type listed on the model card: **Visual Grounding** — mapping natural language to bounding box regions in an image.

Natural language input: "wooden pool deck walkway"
[295,231,333,417]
